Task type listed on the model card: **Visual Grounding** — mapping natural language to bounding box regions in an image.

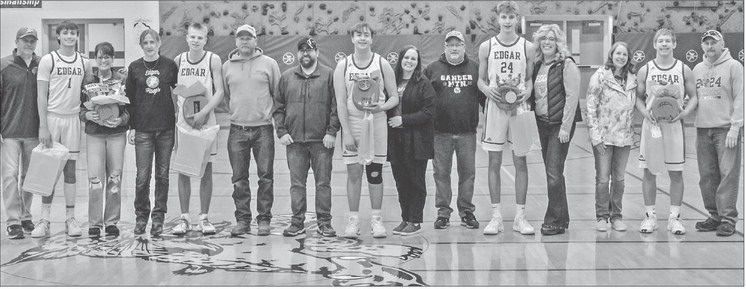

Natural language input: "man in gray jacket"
[274,36,339,237]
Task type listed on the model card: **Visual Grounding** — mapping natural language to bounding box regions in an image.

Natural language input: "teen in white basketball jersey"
[171,23,224,236]
[635,28,698,235]
[333,22,399,239]
[33,20,93,238]
[476,1,536,236]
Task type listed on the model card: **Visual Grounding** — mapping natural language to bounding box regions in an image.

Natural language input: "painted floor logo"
[1,213,427,286]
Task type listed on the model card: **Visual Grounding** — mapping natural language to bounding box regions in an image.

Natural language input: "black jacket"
[423,53,485,134]
[387,75,436,160]
[273,64,339,142]
[0,50,40,138]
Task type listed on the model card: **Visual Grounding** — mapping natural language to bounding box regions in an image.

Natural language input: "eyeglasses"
[96,55,113,60]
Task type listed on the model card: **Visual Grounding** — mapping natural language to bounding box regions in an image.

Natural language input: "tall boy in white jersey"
[476,1,536,235]
[171,23,224,235]
[33,20,93,238]
[333,22,399,239]
[635,28,698,235]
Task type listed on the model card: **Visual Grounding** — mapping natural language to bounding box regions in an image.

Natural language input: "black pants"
[390,150,428,223]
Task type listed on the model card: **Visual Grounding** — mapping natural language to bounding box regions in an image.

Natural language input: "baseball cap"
[16,27,38,40]
[235,24,256,37]
[445,30,465,42]
[701,30,723,42]
[297,36,317,50]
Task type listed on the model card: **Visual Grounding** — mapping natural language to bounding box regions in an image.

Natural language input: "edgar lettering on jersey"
[650,74,680,84]
[56,67,83,76]
[348,72,370,81]
[440,74,474,90]
[180,68,206,77]
[493,51,521,60]
[145,69,161,94]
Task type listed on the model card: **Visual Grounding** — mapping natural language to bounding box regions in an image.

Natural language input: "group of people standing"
[1,1,741,241]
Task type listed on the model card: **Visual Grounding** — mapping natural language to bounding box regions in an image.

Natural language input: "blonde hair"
[533,24,571,64]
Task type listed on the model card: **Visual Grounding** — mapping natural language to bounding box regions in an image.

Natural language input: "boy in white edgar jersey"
[635,28,698,235]
[171,23,224,235]
[476,1,536,236]
[332,22,399,239]
[33,20,93,237]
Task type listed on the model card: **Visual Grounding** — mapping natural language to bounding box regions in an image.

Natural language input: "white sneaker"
[667,215,686,235]
[343,214,360,239]
[596,219,608,232]
[31,219,50,238]
[611,219,627,231]
[513,214,535,235]
[371,215,387,238]
[197,215,216,235]
[65,217,82,237]
[483,215,504,235]
[172,218,190,235]
[639,213,657,233]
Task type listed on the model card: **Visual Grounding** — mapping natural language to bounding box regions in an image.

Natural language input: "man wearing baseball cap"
[423,30,485,231]
[223,24,281,236]
[1,27,41,239]
[273,36,340,237]
[693,30,744,236]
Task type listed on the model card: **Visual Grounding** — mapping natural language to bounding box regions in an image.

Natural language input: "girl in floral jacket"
[585,42,637,232]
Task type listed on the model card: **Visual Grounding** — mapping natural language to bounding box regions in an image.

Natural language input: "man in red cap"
[1,27,41,239]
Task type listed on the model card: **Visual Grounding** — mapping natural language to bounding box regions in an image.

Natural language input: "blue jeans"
[87,132,126,228]
[134,130,174,224]
[433,132,476,218]
[696,128,741,225]
[1,138,37,225]
[537,120,576,228]
[286,141,333,225]
[228,124,274,222]
[593,145,631,222]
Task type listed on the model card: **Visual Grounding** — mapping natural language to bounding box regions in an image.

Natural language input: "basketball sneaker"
[66,217,82,237]
[483,215,504,235]
[371,215,387,238]
[31,219,50,238]
[172,217,190,235]
[639,213,657,233]
[513,214,535,235]
[611,219,627,231]
[343,214,360,239]
[667,215,686,235]
[198,215,216,235]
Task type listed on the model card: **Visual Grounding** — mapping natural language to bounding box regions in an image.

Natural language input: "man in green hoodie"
[222,24,281,237]
[693,30,743,237]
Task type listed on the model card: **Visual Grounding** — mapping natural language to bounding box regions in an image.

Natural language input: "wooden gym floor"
[1,114,743,286]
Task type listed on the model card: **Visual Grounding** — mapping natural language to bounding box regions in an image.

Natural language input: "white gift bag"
[172,124,219,178]
[22,143,70,196]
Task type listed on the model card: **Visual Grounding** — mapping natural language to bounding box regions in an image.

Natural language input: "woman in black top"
[80,42,129,237]
[388,45,436,236]
[125,29,179,237]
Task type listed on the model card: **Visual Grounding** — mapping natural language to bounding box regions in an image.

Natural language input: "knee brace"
[365,163,383,184]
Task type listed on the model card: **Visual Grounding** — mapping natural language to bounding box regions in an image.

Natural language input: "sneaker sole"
[434,224,450,229]
[282,229,306,237]
[372,234,387,238]
[8,234,24,239]
[460,222,478,229]
[513,227,535,235]
[317,229,336,237]
[695,225,718,232]
[399,230,421,236]
[257,231,271,236]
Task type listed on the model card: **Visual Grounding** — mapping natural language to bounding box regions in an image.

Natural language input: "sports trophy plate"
[650,96,680,122]
[352,76,381,111]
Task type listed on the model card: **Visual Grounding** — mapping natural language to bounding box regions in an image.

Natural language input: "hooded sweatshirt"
[423,53,485,134]
[222,47,281,127]
[693,48,744,130]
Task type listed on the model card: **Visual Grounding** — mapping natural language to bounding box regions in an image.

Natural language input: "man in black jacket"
[273,36,340,237]
[424,31,485,230]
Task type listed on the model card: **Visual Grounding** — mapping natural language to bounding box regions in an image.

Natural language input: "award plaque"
[351,76,381,111]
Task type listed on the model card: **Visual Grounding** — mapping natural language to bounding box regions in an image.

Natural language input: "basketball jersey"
[343,53,386,116]
[644,59,685,108]
[487,36,528,91]
[39,51,86,115]
[176,51,216,126]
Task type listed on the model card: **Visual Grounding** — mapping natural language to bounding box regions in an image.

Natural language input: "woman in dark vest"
[528,24,582,235]
[387,45,435,236]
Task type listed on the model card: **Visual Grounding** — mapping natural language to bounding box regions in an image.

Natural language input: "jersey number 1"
[67,77,72,89]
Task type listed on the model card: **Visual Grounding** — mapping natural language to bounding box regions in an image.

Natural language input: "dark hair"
[394,45,423,85]
[94,42,115,58]
[350,22,374,36]
[604,41,636,77]
[139,29,161,45]
[56,20,79,44]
